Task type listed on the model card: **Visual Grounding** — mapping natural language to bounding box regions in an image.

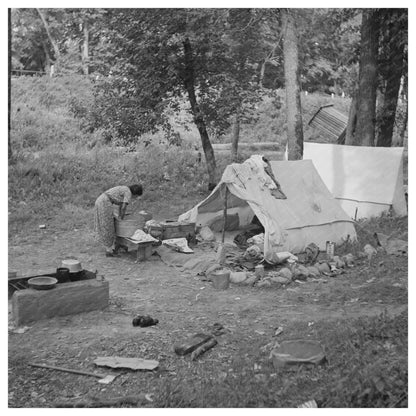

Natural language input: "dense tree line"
[10,8,408,178]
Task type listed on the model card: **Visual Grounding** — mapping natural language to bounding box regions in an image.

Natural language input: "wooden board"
[94,357,159,371]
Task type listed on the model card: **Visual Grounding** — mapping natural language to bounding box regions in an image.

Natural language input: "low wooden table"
[115,236,154,262]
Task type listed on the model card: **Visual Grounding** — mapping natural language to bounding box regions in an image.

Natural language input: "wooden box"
[161,221,196,240]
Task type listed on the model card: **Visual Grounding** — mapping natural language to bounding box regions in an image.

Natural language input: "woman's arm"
[119,202,128,220]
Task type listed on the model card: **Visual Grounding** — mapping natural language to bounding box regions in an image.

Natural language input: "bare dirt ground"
[8,226,408,408]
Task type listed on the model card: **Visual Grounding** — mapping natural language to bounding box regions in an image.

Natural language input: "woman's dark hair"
[129,184,143,196]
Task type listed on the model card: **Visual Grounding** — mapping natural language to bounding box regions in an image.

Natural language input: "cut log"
[174,333,213,356]
[191,338,218,360]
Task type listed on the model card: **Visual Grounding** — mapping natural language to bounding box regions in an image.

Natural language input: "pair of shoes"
[115,243,128,253]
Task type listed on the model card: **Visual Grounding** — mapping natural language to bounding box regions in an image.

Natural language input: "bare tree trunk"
[36,8,60,68]
[376,12,405,147]
[82,18,89,75]
[230,113,240,162]
[398,96,408,146]
[355,9,380,146]
[345,95,358,145]
[41,41,52,74]
[182,38,217,189]
[8,8,12,160]
[282,9,303,160]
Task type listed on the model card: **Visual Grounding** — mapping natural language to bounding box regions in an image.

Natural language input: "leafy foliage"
[298,9,362,95]
[75,9,275,145]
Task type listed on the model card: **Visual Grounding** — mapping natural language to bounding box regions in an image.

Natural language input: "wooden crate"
[161,222,195,240]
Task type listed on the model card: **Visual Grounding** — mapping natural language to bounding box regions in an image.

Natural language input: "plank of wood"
[94,357,159,371]
[29,362,105,378]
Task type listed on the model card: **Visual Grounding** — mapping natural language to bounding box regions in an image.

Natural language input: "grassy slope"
[8,76,339,234]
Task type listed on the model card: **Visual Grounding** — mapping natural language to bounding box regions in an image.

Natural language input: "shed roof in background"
[308,104,348,144]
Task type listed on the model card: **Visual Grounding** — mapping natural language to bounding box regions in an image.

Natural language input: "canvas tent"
[303,142,407,219]
[179,156,357,263]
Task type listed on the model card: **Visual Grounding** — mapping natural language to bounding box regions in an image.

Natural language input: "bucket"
[211,270,230,290]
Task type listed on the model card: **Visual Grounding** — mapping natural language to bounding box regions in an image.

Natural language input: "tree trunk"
[355,9,380,146]
[398,96,408,146]
[282,9,303,160]
[82,18,89,75]
[182,38,217,188]
[230,113,240,162]
[345,95,358,145]
[8,8,12,160]
[41,41,52,74]
[36,8,60,68]
[376,14,405,147]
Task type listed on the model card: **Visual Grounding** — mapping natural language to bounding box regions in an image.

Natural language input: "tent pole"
[222,187,228,243]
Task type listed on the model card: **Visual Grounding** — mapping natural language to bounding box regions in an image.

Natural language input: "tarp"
[303,143,407,219]
[179,156,356,263]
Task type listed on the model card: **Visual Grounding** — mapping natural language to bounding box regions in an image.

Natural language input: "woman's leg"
[95,194,117,255]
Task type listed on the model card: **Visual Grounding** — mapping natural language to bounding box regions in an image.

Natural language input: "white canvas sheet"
[303,142,407,219]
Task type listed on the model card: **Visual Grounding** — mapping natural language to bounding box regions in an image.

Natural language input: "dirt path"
[8,227,408,407]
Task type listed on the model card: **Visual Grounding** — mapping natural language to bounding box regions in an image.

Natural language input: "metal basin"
[28,276,58,290]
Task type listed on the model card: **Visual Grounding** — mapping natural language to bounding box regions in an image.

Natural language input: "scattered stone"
[229,271,247,284]
[270,275,290,285]
[363,244,377,259]
[242,275,259,286]
[257,279,271,288]
[278,267,293,280]
[295,265,310,279]
[317,263,330,274]
[335,258,346,268]
[307,266,320,276]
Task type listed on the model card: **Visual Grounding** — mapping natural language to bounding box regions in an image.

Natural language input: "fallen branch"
[191,338,218,360]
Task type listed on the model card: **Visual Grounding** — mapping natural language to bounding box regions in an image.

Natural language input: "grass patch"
[153,311,407,408]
